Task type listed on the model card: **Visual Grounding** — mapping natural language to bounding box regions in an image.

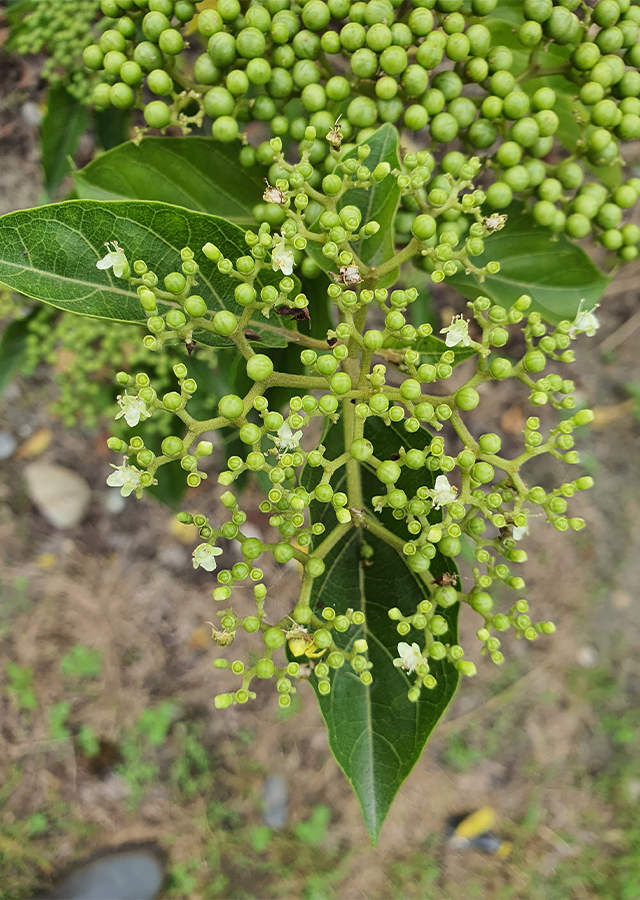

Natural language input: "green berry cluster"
[101,132,596,704]
[64,0,640,261]
[174,506,372,708]
[9,0,102,102]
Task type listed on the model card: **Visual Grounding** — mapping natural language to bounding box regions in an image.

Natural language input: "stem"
[312,522,352,560]
[369,238,421,282]
[342,315,366,509]
[362,513,409,555]
[268,372,328,389]
[342,400,364,509]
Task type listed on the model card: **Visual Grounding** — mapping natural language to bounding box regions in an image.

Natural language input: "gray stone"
[262,774,288,829]
[0,432,17,460]
[24,463,91,529]
[44,846,166,900]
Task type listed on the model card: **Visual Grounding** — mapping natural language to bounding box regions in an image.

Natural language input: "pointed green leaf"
[74,138,264,223]
[0,199,298,349]
[302,417,459,843]
[93,107,131,151]
[447,203,611,323]
[305,124,401,281]
[0,309,38,395]
[342,123,401,269]
[41,86,90,199]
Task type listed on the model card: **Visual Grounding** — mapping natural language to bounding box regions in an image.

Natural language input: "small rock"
[24,463,91,529]
[0,432,17,460]
[612,589,630,609]
[157,544,189,570]
[103,489,126,515]
[576,645,597,668]
[263,774,288,829]
[624,778,640,804]
[21,101,43,127]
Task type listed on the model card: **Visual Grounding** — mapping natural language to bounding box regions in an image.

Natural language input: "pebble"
[24,463,91,529]
[103,489,126,515]
[0,432,17,460]
[157,544,189,570]
[21,101,42,127]
[576,645,598,668]
[262,774,288,829]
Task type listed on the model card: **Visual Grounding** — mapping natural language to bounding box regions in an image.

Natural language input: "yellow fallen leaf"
[16,428,52,459]
[591,398,634,429]
[189,627,210,650]
[36,553,57,569]
[170,517,199,544]
[495,840,512,859]
[454,807,496,841]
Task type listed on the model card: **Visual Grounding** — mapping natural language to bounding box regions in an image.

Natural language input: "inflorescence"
[98,128,597,705]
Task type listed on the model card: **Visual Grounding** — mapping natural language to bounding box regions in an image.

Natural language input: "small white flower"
[263,182,287,205]
[269,422,303,454]
[512,525,528,541]
[115,392,151,428]
[393,642,426,674]
[96,241,129,278]
[426,475,458,509]
[192,543,223,572]
[483,213,507,233]
[440,315,471,348]
[569,300,600,339]
[271,238,294,276]
[106,458,143,498]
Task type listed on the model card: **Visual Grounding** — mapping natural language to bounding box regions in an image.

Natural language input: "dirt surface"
[2,36,640,900]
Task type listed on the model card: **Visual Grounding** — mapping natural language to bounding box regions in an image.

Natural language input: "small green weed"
[77,723,100,757]
[59,645,103,679]
[440,733,483,772]
[48,701,71,741]
[386,836,441,900]
[136,701,176,745]
[165,861,199,898]
[5,661,37,711]
[170,721,213,797]
[0,574,30,638]
[294,805,331,846]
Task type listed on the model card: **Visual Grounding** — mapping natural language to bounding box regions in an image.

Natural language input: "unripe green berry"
[246,354,274,382]
[454,387,480,410]
[438,536,461,557]
[377,460,401,484]
[524,350,546,373]
[218,394,244,419]
[161,436,183,457]
[350,439,374,461]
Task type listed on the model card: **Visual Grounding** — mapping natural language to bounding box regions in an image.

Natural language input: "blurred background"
[2,9,640,899]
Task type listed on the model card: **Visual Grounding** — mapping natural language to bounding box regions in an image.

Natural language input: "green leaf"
[447,203,611,322]
[74,138,264,224]
[341,123,401,270]
[40,86,90,199]
[485,2,570,72]
[306,124,401,282]
[0,309,38,396]
[93,106,131,151]
[0,199,297,349]
[302,418,459,844]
